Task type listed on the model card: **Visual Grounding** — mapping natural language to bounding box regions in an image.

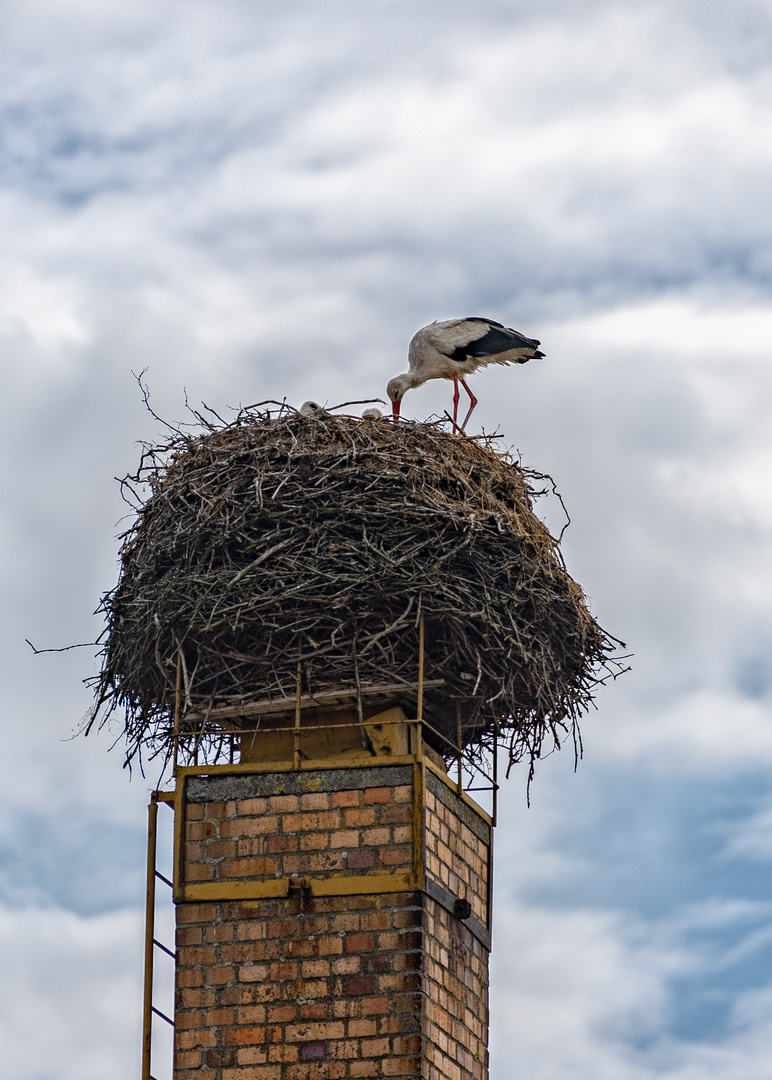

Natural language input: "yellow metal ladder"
[142,791,175,1080]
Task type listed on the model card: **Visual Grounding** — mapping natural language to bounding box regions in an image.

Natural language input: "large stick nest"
[89,404,625,776]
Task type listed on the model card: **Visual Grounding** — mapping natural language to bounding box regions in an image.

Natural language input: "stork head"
[386,375,411,419]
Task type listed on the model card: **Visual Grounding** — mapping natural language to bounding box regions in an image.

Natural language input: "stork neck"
[404,370,425,390]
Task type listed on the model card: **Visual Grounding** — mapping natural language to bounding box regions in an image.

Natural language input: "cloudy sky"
[3,0,772,1076]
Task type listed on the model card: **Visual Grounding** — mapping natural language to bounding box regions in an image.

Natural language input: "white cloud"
[491,896,772,1080]
[2,1,772,1076]
[0,903,147,1080]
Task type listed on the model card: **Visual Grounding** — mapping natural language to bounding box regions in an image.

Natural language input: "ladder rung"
[153,938,175,959]
[151,1005,175,1028]
[155,871,173,888]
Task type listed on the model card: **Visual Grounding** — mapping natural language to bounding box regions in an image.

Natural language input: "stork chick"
[387,317,544,431]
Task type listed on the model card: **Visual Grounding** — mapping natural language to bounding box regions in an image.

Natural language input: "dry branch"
[88,404,626,775]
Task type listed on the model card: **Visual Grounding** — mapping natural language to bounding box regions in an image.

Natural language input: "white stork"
[387,317,544,432]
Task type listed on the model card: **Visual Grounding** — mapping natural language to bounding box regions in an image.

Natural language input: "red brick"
[207,965,236,985]
[230,941,280,962]
[361,996,390,1016]
[268,1004,297,1023]
[285,938,315,958]
[299,1002,329,1019]
[267,834,299,853]
[178,945,216,966]
[206,839,237,858]
[174,1010,203,1029]
[186,821,215,841]
[220,816,279,838]
[270,961,298,981]
[363,827,391,846]
[361,1037,390,1056]
[380,847,411,866]
[332,790,360,808]
[380,804,412,824]
[301,792,330,810]
[242,838,274,859]
[283,811,340,832]
[345,849,375,869]
[299,1041,328,1061]
[343,808,375,828]
[331,999,360,1020]
[239,963,269,982]
[317,936,343,956]
[285,852,343,873]
[331,956,360,975]
[176,968,204,988]
[238,797,269,815]
[176,903,216,924]
[185,862,215,882]
[205,1007,234,1026]
[238,1005,267,1024]
[224,1066,280,1080]
[205,924,234,943]
[205,1048,237,1068]
[378,972,421,993]
[393,909,422,929]
[349,1062,379,1078]
[290,1064,347,1080]
[363,787,391,805]
[382,1056,421,1075]
[393,1034,421,1056]
[331,830,359,849]
[177,926,203,946]
[227,1025,268,1046]
[221,857,279,877]
[286,1021,346,1042]
[301,959,331,978]
[345,933,374,954]
[394,951,421,972]
[348,1019,377,1037]
[235,1047,269,1066]
[268,1044,300,1062]
[300,832,331,851]
[178,988,216,1008]
[176,1050,202,1068]
[175,1028,216,1049]
[268,794,299,812]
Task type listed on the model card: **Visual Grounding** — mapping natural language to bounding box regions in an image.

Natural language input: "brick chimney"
[169,708,493,1080]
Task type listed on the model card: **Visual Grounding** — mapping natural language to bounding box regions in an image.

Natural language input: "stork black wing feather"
[446,324,539,362]
[463,316,505,328]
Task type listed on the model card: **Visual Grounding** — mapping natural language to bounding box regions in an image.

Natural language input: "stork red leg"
[458,379,478,433]
[452,374,461,432]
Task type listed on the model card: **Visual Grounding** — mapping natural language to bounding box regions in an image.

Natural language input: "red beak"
[392,400,401,420]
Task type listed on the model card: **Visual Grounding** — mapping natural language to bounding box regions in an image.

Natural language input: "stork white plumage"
[387,317,544,431]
